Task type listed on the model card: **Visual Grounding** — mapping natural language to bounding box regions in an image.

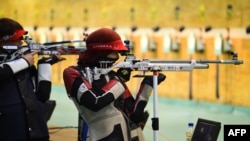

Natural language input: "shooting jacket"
[0,58,51,141]
[63,65,153,141]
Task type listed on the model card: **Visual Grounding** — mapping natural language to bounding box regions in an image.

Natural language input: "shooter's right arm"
[63,66,125,112]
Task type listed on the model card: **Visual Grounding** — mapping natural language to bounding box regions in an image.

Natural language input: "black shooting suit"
[0,57,52,141]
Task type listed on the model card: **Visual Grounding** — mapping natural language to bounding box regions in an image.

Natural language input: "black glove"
[38,54,66,65]
[141,73,166,87]
[117,68,132,82]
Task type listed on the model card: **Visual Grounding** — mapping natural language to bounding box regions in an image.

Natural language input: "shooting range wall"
[1,0,250,107]
[0,0,250,27]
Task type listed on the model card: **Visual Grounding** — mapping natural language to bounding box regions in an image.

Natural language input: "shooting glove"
[117,68,132,82]
[141,73,166,87]
[38,54,66,65]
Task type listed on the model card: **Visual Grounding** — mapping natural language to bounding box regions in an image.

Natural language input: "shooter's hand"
[22,50,40,66]
[141,73,166,87]
[38,54,66,65]
[117,68,132,82]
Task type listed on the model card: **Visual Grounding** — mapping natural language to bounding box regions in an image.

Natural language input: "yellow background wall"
[1,0,250,107]
[0,0,250,27]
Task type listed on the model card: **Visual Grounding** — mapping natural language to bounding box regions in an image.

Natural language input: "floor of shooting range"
[48,85,250,141]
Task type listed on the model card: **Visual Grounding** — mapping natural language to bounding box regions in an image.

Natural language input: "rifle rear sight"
[230,51,238,60]
[121,40,133,56]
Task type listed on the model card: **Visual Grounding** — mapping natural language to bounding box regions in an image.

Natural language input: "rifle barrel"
[198,59,243,65]
[43,40,84,45]
[148,59,243,65]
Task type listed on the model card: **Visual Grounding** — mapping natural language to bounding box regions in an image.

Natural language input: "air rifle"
[84,40,243,84]
[0,36,86,63]
[24,36,86,55]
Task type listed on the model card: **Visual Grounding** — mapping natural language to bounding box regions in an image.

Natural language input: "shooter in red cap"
[63,27,166,141]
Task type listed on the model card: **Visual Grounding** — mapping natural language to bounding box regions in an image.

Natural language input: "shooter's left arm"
[36,54,65,102]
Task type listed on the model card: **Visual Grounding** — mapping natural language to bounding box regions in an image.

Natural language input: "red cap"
[86,28,128,51]
[1,29,27,41]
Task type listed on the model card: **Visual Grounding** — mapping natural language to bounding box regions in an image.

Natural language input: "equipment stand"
[152,71,159,141]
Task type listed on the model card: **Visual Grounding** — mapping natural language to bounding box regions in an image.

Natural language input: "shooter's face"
[107,51,119,60]
[96,51,119,68]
